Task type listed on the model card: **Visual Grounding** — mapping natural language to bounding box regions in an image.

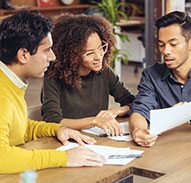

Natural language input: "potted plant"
[90,0,140,68]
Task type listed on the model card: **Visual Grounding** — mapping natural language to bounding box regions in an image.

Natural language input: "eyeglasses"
[83,41,108,61]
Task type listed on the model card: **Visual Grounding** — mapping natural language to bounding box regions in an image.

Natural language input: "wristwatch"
[60,0,74,5]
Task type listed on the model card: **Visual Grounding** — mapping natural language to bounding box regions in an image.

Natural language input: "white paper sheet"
[150,102,191,134]
[57,143,143,165]
[82,122,132,141]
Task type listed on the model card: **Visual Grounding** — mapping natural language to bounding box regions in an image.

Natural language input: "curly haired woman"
[41,13,135,136]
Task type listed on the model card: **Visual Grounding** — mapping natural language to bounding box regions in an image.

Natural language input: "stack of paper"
[57,143,143,165]
[82,122,132,142]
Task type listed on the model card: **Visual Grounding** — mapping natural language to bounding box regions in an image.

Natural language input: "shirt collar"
[162,63,191,81]
[161,64,171,80]
[0,61,28,90]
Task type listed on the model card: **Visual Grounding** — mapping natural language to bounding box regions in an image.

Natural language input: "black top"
[41,66,135,123]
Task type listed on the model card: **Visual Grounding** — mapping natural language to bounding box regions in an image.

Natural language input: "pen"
[98,132,130,137]
[108,154,143,159]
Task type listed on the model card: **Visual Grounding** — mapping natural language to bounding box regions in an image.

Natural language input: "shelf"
[0,4,91,17]
[117,17,145,27]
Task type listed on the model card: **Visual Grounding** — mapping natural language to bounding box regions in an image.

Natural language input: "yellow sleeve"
[0,110,67,173]
[24,119,63,142]
[0,145,67,173]
[0,95,67,173]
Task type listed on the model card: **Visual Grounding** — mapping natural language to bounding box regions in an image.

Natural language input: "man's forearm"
[129,112,148,133]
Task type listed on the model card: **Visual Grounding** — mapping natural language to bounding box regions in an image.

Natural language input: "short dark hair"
[0,10,53,65]
[48,13,116,88]
[156,11,191,42]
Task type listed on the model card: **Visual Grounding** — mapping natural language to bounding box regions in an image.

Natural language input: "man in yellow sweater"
[0,10,105,173]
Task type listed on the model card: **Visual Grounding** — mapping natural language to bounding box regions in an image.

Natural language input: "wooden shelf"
[117,17,145,27]
[0,4,91,17]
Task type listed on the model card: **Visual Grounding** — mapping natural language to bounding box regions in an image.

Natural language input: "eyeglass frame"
[82,40,108,61]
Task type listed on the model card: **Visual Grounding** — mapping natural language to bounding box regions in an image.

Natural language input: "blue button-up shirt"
[130,62,191,122]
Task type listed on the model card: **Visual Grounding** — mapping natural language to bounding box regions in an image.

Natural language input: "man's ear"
[16,48,30,64]
[188,39,191,51]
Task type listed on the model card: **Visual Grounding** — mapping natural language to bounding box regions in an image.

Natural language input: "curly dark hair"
[0,10,53,65]
[48,13,116,88]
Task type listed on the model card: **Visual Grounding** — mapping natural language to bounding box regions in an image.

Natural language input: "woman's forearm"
[60,117,96,130]
[109,105,130,117]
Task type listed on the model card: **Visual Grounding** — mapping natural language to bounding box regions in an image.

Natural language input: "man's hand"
[57,126,96,145]
[66,146,106,167]
[173,101,187,107]
[93,116,122,136]
[132,128,158,147]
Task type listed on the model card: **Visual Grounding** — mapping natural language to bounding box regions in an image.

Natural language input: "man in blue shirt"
[130,11,191,147]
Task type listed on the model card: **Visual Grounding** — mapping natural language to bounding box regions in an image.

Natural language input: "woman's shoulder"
[101,64,116,76]
[43,72,64,86]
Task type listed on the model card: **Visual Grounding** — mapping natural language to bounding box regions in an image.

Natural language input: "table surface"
[0,119,191,183]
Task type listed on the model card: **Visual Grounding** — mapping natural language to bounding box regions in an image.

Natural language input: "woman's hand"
[96,109,119,119]
[93,115,122,136]
[97,106,130,119]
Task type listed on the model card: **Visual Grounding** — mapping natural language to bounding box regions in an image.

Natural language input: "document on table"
[57,143,144,165]
[82,122,132,142]
[150,102,191,134]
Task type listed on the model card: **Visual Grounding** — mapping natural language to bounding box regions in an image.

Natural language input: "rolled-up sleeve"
[130,68,160,122]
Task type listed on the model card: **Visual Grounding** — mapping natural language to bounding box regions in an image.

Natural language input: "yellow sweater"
[0,70,67,173]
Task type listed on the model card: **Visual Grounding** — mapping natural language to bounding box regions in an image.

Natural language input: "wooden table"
[1,122,191,183]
